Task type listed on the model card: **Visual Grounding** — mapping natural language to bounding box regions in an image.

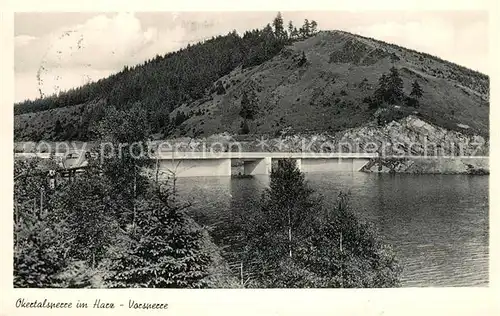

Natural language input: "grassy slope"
[172,31,488,138]
[14,30,489,141]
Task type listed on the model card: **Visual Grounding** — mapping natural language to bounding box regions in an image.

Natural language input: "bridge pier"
[243,157,272,176]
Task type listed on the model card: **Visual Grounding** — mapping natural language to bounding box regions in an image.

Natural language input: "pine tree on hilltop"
[272,12,285,40]
[303,19,311,37]
[310,20,318,34]
[288,21,294,39]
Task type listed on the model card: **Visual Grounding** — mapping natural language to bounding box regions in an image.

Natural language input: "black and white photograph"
[10,9,491,294]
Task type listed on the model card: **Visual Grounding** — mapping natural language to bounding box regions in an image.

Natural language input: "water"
[175,172,489,287]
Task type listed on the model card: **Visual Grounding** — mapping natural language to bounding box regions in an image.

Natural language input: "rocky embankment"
[162,115,489,174]
[15,116,489,175]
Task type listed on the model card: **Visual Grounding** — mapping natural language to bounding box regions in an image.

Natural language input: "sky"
[14,11,489,103]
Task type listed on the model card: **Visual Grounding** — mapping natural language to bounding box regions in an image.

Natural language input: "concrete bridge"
[155,152,377,178]
[14,151,376,178]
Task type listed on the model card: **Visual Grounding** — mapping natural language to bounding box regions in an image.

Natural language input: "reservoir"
[176,172,489,287]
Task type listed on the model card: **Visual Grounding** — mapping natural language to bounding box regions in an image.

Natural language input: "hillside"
[14,30,489,142]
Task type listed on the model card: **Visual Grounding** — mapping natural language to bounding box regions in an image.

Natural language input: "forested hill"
[14,15,489,141]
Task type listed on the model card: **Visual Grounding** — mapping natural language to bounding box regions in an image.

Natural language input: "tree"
[243,159,320,285]
[287,21,294,39]
[299,193,402,287]
[410,80,423,99]
[214,80,226,95]
[50,171,117,268]
[373,67,404,107]
[91,104,153,228]
[54,119,63,137]
[406,80,424,107]
[14,212,68,287]
[374,74,388,103]
[272,12,285,40]
[239,90,258,120]
[310,20,318,34]
[302,19,311,37]
[106,185,212,288]
[386,66,404,104]
[13,158,68,288]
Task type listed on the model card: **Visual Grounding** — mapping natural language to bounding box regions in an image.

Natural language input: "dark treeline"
[15,13,318,124]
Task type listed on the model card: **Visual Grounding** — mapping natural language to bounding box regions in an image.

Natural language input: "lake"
[175,172,489,287]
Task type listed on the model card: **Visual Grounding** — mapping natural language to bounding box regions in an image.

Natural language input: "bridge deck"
[155,152,379,159]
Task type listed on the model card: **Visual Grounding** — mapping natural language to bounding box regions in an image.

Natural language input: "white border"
[1,1,498,315]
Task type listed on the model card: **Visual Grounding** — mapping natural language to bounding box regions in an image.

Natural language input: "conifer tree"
[13,158,71,288]
[410,80,423,99]
[243,159,319,285]
[303,19,311,37]
[407,80,424,107]
[239,90,258,120]
[387,66,404,104]
[50,171,117,268]
[106,186,211,288]
[299,193,402,288]
[374,74,388,103]
[288,21,294,39]
[272,12,285,40]
[310,20,318,34]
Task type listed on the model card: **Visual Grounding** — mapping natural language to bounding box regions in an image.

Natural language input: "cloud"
[15,35,37,46]
[15,12,192,100]
[41,12,163,70]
